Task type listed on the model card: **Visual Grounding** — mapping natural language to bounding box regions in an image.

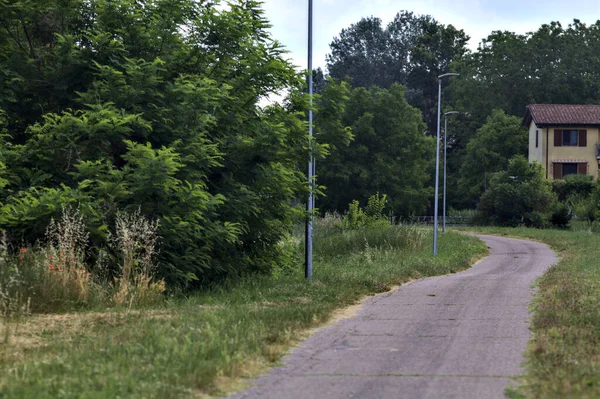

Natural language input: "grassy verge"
[459,226,600,398]
[0,226,486,398]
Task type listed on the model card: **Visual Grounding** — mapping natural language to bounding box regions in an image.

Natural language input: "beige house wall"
[528,122,543,164]
[543,126,600,180]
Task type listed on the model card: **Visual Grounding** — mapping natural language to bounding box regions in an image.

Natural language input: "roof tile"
[528,104,600,126]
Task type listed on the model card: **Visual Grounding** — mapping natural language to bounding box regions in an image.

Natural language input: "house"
[522,104,600,179]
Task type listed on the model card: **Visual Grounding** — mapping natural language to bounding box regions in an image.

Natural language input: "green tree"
[0,0,329,286]
[448,20,600,129]
[444,20,600,211]
[327,11,469,134]
[319,84,434,218]
[458,109,527,208]
[327,17,400,89]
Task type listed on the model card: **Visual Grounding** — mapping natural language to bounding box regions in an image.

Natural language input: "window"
[554,129,587,147]
[536,130,539,148]
[562,163,578,176]
[553,162,588,179]
[563,130,578,146]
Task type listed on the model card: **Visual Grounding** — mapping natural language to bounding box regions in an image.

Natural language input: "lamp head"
[438,73,459,80]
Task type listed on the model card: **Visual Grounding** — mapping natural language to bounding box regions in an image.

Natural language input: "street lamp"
[443,111,459,234]
[305,0,314,279]
[433,73,458,255]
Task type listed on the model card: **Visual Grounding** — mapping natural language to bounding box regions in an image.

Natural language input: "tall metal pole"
[433,79,441,255]
[443,111,459,234]
[443,115,447,234]
[433,73,458,255]
[305,0,313,279]
[312,158,316,210]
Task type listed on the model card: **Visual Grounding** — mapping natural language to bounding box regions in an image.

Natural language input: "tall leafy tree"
[444,19,600,210]
[448,19,600,129]
[319,84,434,218]
[407,19,469,134]
[326,11,469,134]
[327,17,399,89]
[457,109,527,207]
[0,0,344,286]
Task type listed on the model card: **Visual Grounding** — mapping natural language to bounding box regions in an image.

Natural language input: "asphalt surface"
[229,235,557,399]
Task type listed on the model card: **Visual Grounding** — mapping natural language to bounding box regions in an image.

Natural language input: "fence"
[413,216,473,226]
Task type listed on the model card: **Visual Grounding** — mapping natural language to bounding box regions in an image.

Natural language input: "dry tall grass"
[0,207,165,315]
[110,209,164,307]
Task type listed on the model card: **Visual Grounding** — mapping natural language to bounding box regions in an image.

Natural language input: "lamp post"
[443,111,459,234]
[433,73,458,255]
[305,0,314,279]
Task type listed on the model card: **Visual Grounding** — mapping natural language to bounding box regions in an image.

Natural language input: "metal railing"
[414,216,473,226]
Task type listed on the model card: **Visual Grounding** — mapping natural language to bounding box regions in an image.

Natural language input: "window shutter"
[554,130,562,147]
[553,163,562,179]
[578,162,587,175]
[579,130,587,147]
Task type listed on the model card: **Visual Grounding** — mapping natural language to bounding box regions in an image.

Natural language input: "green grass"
[0,225,486,398]
[459,226,600,398]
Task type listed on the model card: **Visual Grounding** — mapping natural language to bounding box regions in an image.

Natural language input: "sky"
[260,0,600,72]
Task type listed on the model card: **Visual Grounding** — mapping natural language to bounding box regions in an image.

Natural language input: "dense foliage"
[458,109,528,207]
[0,0,352,286]
[3,0,600,291]
[551,175,596,202]
[318,84,434,219]
[326,11,469,135]
[449,21,600,127]
[476,156,558,227]
[326,16,600,213]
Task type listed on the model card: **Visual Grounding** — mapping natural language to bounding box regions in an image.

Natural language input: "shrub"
[550,202,572,229]
[569,192,598,225]
[476,156,555,227]
[525,211,550,229]
[551,174,595,202]
[343,193,389,229]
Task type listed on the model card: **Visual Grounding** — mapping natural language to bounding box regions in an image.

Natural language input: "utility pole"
[433,73,458,255]
[305,0,314,279]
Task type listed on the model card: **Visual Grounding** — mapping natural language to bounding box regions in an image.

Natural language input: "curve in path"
[228,235,557,399]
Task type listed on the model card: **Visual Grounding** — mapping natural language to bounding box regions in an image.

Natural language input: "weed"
[0,207,165,314]
[0,232,31,342]
[110,209,164,307]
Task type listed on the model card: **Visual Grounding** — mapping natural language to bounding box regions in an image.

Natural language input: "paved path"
[229,235,557,399]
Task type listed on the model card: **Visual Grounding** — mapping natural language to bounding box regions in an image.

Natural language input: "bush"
[550,202,572,229]
[343,193,389,229]
[524,211,550,229]
[476,156,555,227]
[551,174,595,202]
[569,192,598,225]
